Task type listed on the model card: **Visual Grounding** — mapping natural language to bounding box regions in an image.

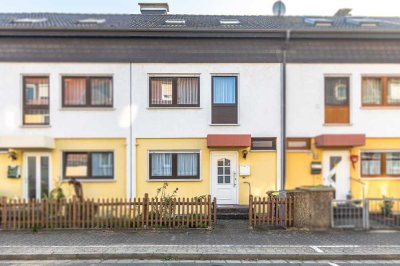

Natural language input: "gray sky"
[1,0,399,16]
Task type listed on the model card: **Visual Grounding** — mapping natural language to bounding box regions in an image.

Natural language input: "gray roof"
[1,13,400,32]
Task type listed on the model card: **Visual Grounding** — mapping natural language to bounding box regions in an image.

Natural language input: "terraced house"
[0,3,400,204]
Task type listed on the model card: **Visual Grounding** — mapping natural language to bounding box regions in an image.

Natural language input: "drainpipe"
[280,30,290,190]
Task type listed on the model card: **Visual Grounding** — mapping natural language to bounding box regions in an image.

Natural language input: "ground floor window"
[149,151,200,180]
[361,151,400,177]
[63,151,114,179]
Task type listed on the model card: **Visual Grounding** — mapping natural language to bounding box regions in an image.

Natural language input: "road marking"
[310,246,324,253]
[328,263,340,266]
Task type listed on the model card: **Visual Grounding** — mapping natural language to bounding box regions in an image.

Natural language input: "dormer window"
[346,18,379,27]
[165,19,186,25]
[304,17,333,27]
[13,18,47,24]
[78,18,106,24]
[220,19,240,25]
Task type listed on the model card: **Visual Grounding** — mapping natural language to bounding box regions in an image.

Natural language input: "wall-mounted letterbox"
[7,165,20,179]
[310,161,322,175]
[239,165,251,176]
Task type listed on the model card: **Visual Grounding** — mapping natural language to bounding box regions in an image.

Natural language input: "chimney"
[334,8,352,17]
[139,2,169,15]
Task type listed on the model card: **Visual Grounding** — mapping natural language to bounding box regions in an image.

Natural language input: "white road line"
[328,263,340,266]
[310,246,324,253]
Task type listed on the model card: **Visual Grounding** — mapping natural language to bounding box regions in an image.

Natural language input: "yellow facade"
[285,137,400,199]
[136,138,277,204]
[0,138,126,200]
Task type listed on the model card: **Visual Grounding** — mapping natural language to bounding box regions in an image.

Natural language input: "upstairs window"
[23,76,50,125]
[324,77,350,124]
[362,77,400,106]
[212,76,238,124]
[149,151,200,180]
[149,77,200,107]
[62,77,113,108]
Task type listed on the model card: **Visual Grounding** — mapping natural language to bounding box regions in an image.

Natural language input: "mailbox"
[310,161,322,175]
[239,165,251,176]
[7,165,20,179]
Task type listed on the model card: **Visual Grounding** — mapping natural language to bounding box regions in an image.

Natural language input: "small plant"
[381,196,394,216]
[32,224,42,233]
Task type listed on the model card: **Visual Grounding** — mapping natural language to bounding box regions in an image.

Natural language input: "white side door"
[210,151,238,205]
[23,153,51,199]
[323,151,350,200]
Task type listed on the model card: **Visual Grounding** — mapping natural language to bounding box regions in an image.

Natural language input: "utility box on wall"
[239,165,251,176]
[310,161,322,175]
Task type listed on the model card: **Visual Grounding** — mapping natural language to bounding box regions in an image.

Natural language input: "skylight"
[304,17,333,27]
[165,19,186,25]
[13,18,47,24]
[78,18,106,24]
[346,18,380,27]
[220,19,240,25]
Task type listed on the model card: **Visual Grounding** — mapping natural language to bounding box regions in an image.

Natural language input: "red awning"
[315,134,366,147]
[207,134,251,147]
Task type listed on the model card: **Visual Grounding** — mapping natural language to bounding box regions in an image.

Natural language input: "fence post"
[248,195,253,229]
[207,195,212,228]
[143,193,149,228]
[72,196,77,229]
[1,197,7,230]
[213,197,217,225]
[363,199,370,229]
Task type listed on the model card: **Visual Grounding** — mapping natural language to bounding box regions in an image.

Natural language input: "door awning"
[207,134,251,147]
[0,136,55,149]
[315,134,366,147]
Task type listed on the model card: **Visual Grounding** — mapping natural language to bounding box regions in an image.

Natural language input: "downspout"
[280,30,290,190]
[129,62,133,198]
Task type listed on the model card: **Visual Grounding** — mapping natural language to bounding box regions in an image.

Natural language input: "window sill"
[361,106,400,110]
[62,179,116,183]
[360,177,400,180]
[147,107,202,110]
[147,179,202,182]
[209,124,240,126]
[287,150,312,153]
[20,125,51,129]
[323,123,353,127]
[59,108,115,111]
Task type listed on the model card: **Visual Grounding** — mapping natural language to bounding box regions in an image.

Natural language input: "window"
[362,77,400,106]
[324,77,350,124]
[251,138,276,151]
[63,152,114,179]
[361,151,400,177]
[23,76,50,125]
[212,76,238,124]
[149,77,199,107]
[62,77,113,107]
[149,151,200,180]
[286,138,311,150]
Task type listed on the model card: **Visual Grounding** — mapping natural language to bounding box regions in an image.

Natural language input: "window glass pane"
[213,77,236,104]
[362,78,382,105]
[388,78,400,104]
[177,153,198,176]
[92,153,113,177]
[27,156,36,199]
[151,153,172,176]
[24,77,49,106]
[91,78,113,106]
[386,152,400,175]
[65,153,88,177]
[24,109,49,124]
[64,78,86,106]
[151,78,173,105]
[177,78,199,105]
[361,152,381,176]
[325,77,349,105]
[40,156,49,198]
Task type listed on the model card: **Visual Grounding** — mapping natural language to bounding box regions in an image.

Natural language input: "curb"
[0,253,400,261]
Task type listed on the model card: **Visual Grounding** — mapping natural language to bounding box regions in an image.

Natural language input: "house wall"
[0,151,23,198]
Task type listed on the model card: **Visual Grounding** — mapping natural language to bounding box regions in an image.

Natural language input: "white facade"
[287,64,400,137]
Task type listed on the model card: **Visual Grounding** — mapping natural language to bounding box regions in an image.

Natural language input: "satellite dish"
[273,0,286,16]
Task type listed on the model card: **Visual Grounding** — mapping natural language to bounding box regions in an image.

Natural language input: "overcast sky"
[1,0,399,16]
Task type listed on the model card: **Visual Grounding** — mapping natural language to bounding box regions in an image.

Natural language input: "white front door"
[323,151,350,200]
[23,153,51,199]
[211,151,238,205]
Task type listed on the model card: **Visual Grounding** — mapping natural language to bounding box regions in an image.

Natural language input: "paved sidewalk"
[0,221,399,260]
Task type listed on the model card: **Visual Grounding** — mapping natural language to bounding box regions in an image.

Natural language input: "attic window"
[78,18,106,24]
[220,19,240,25]
[165,19,186,25]
[346,18,379,27]
[304,18,333,27]
[13,18,47,23]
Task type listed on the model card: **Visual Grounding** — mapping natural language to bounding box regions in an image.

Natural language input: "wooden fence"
[248,193,294,228]
[0,195,217,230]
